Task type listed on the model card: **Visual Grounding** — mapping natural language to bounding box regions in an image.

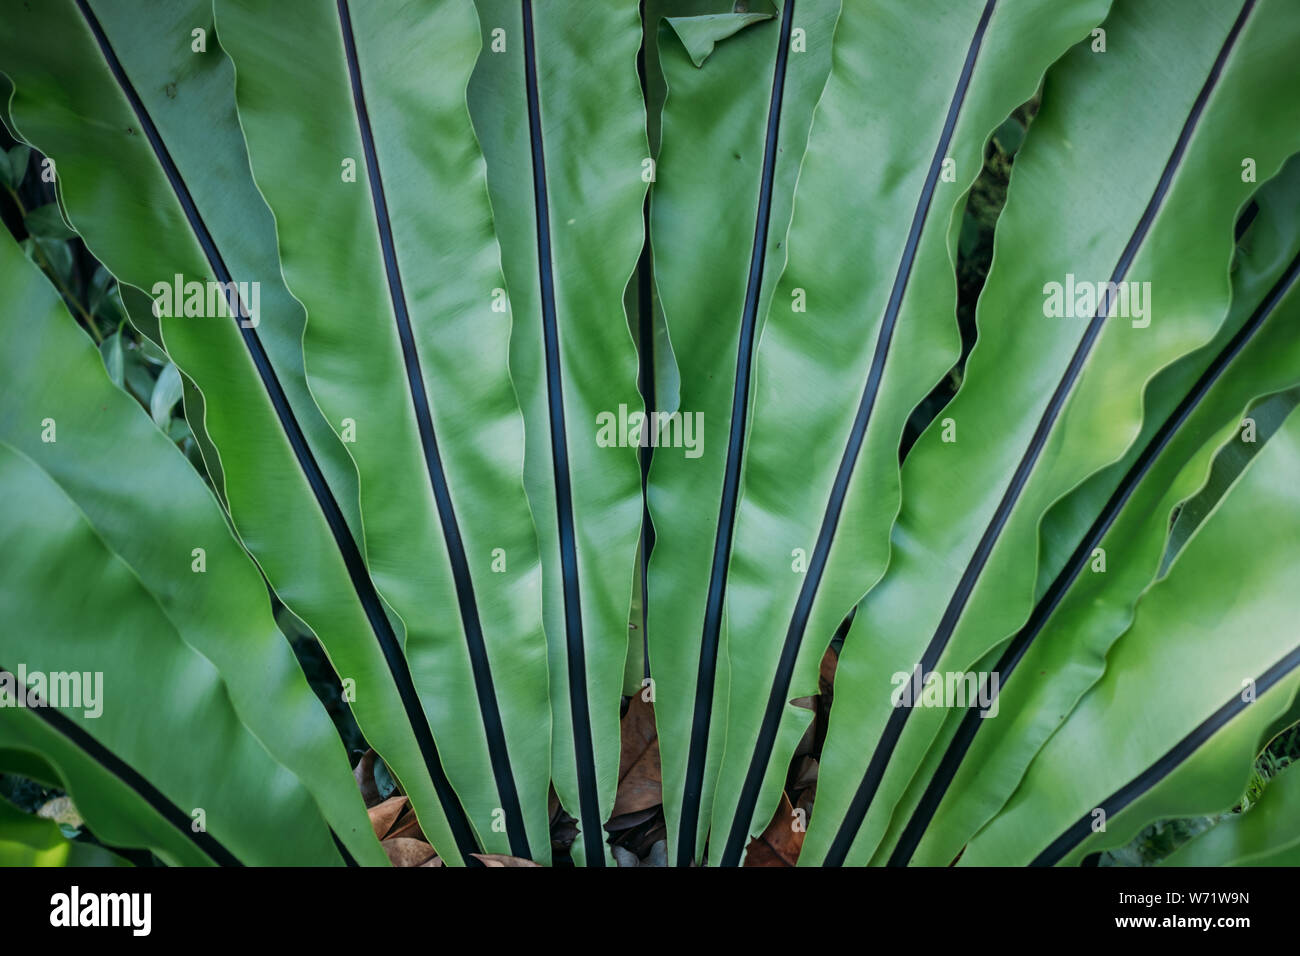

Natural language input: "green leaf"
[804,0,1300,866]
[122,348,155,407]
[704,0,1112,865]
[21,235,73,288]
[3,0,1296,872]
[216,0,557,864]
[165,413,191,445]
[99,329,124,388]
[645,0,841,864]
[134,334,168,368]
[664,8,775,68]
[148,361,182,428]
[1159,758,1300,867]
[0,793,132,867]
[0,0,365,536]
[469,0,650,863]
[0,0,475,861]
[960,404,1300,865]
[372,757,398,803]
[4,147,28,179]
[0,231,385,866]
[0,143,30,188]
[24,202,77,240]
[86,264,115,317]
[1160,389,1297,573]
[991,115,1025,155]
[885,157,1300,867]
[0,737,207,866]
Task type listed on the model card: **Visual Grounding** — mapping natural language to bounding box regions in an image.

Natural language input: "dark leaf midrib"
[678,0,798,868]
[720,0,999,867]
[1032,642,1300,866]
[72,0,478,860]
[889,243,1300,866]
[824,0,1257,866]
[335,0,529,861]
[520,0,604,866]
[0,666,241,866]
[636,0,655,686]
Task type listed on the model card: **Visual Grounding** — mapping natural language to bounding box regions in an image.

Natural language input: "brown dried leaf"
[792,755,819,824]
[386,804,424,842]
[604,805,659,833]
[611,693,661,818]
[819,643,839,696]
[548,784,579,851]
[812,643,840,756]
[791,755,819,795]
[796,786,815,826]
[551,817,578,852]
[382,837,439,867]
[742,792,805,867]
[471,854,542,867]
[367,795,409,840]
[354,749,381,808]
[610,814,667,861]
